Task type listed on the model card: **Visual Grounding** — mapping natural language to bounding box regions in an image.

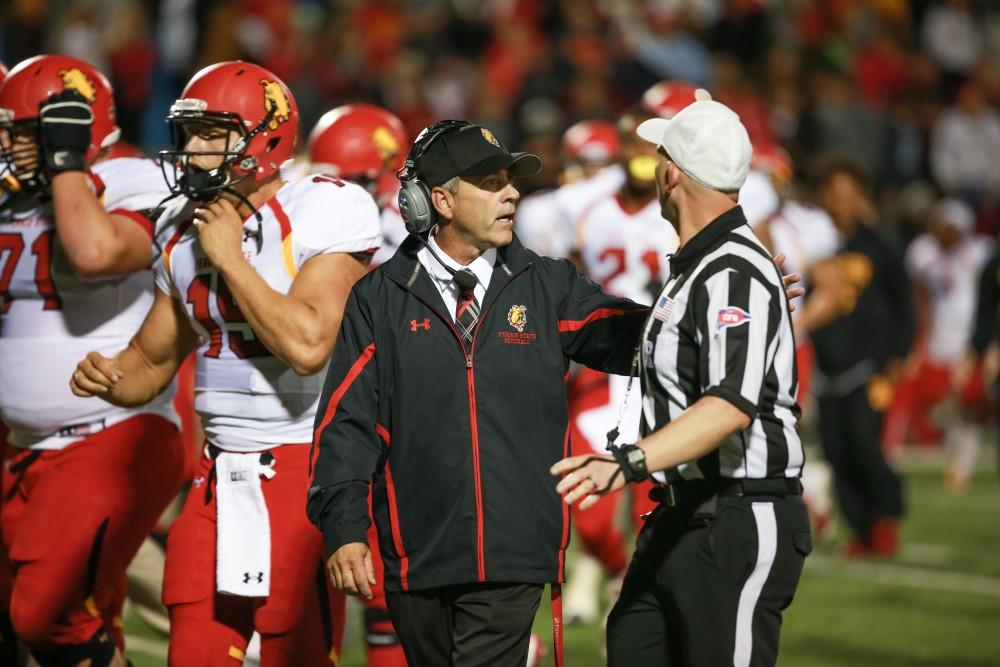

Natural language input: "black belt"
[650,477,802,507]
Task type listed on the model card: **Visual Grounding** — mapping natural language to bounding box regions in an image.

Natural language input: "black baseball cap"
[415,124,543,187]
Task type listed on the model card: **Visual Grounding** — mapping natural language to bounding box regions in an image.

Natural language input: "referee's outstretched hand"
[551,455,625,510]
[328,542,376,600]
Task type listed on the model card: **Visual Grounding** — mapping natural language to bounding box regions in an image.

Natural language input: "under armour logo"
[192,475,206,488]
[410,318,430,332]
[52,151,69,166]
[243,571,264,584]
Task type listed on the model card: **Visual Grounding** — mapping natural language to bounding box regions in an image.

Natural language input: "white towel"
[215,451,276,597]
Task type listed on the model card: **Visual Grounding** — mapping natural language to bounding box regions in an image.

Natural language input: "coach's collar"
[670,205,747,278]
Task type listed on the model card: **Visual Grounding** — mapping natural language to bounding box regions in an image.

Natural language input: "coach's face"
[438,169,519,251]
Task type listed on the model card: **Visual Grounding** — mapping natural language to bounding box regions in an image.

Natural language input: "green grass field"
[123,449,1000,667]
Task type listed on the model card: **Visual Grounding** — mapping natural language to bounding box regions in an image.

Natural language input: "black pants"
[817,385,904,542]
[607,493,811,667]
[385,582,543,667]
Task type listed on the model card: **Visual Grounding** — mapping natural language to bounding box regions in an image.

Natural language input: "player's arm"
[70,288,200,406]
[50,171,154,277]
[194,198,369,376]
[40,90,153,278]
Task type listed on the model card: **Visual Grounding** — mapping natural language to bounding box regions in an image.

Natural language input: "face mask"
[628,155,657,182]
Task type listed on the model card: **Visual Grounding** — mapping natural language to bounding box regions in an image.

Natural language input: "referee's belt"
[651,477,803,507]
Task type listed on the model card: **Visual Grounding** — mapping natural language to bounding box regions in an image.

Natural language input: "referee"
[552,91,809,667]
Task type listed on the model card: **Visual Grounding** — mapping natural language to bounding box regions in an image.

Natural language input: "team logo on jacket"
[716,306,751,331]
[507,304,527,332]
[59,68,97,102]
[481,128,501,148]
[260,80,291,130]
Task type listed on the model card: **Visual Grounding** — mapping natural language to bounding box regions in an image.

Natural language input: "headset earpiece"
[398,178,435,235]
[397,120,471,235]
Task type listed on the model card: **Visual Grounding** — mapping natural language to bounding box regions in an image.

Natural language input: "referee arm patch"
[700,270,777,414]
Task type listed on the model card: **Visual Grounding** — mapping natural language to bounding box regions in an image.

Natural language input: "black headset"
[397,120,471,235]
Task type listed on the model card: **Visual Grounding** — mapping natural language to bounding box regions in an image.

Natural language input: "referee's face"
[655,149,680,228]
[445,169,520,251]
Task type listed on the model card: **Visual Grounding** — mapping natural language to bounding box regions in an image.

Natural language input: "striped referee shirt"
[640,206,803,482]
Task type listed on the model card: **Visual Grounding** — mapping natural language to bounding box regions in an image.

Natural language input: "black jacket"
[307,235,647,592]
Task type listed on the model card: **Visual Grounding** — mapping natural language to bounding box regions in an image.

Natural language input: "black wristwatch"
[611,444,650,483]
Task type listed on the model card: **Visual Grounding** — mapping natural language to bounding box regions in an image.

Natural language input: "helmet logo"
[58,68,97,103]
[260,80,290,130]
[481,128,500,148]
[372,126,400,163]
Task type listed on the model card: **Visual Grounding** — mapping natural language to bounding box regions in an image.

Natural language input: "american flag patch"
[716,306,751,330]
[653,295,675,321]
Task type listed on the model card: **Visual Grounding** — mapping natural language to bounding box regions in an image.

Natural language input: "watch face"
[627,449,645,465]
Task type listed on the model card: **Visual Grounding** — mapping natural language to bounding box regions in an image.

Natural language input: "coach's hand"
[551,455,626,510]
[774,253,804,312]
[192,198,245,272]
[328,542,376,600]
[70,351,124,397]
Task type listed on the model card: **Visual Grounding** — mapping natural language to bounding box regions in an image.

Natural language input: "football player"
[515,119,619,259]
[71,60,380,666]
[0,54,186,666]
[308,103,408,268]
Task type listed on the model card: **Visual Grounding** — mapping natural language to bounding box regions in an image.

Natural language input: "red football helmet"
[161,60,299,200]
[308,103,407,206]
[0,55,120,192]
[640,80,700,120]
[561,120,619,164]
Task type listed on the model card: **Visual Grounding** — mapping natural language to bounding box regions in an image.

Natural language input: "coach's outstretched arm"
[307,288,382,601]
[69,288,199,406]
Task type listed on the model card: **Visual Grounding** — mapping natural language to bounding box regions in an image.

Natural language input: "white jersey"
[516,165,624,259]
[372,183,407,267]
[571,190,677,454]
[906,234,994,364]
[763,201,839,291]
[576,193,678,305]
[739,169,780,227]
[0,157,177,450]
[154,176,381,452]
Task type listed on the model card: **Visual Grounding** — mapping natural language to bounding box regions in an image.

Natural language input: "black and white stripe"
[640,208,803,481]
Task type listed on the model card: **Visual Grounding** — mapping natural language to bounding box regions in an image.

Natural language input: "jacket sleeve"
[307,286,382,558]
[972,251,1000,354]
[553,258,650,374]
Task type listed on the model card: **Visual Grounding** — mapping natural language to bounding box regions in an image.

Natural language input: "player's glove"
[39,90,93,174]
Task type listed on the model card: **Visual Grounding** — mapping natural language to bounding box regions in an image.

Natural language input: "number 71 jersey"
[154,176,381,452]
[0,157,176,449]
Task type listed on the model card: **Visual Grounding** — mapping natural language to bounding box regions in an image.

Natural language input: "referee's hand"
[328,542,376,600]
[551,455,625,510]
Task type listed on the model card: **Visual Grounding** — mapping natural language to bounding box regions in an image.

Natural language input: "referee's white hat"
[636,89,752,193]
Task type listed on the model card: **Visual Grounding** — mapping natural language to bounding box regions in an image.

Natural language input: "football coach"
[306,120,651,666]
[553,91,811,667]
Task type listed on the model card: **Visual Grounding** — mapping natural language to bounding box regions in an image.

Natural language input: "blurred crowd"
[1,0,1000,233]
